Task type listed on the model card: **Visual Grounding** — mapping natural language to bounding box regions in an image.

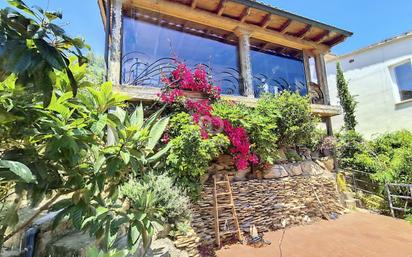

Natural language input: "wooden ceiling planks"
[122,0,350,50]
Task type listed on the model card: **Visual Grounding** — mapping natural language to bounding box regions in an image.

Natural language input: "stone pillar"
[234,27,254,97]
[107,0,123,85]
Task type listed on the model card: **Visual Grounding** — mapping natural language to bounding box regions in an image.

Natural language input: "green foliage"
[165,112,229,197]
[212,100,279,165]
[0,160,36,183]
[0,64,170,254]
[356,193,387,212]
[336,172,348,192]
[258,91,318,149]
[405,215,412,225]
[121,172,191,227]
[0,0,88,105]
[85,52,106,85]
[339,130,412,209]
[336,63,357,131]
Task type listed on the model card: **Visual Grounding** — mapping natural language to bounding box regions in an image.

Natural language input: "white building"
[326,32,412,138]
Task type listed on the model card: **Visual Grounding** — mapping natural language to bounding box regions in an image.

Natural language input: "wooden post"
[107,0,123,85]
[107,0,123,146]
[314,52,330,105]
[234,27,254,98]
[385,183,395,218]
[302,50,312,88]
[314,52,333,136]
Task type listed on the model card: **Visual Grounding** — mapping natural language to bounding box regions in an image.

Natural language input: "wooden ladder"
[212,174,242,247]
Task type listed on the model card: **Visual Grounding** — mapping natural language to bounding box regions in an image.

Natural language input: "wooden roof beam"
[295,24,312,39]
[313,31,331,43]
[325,34,346,46]
[278,19,292,33]
[261,42,272,50]
[126,0,330,52]
[191,0,198,9]
[260,14,272,28]
[239,7,251,23]
[216,0,227,16]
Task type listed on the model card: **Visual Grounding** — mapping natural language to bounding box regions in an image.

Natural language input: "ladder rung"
[220,230,238,236]
[216,192,231,196]
[218,217,236,222]
[217,204,234,208]
[215,181,230,185]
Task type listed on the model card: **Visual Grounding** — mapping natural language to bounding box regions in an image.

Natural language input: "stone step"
[345,199,357,209]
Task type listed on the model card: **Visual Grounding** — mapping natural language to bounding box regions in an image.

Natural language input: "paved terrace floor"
[216,212,412,257]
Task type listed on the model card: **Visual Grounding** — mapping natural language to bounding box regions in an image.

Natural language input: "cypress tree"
[336,62,357,131]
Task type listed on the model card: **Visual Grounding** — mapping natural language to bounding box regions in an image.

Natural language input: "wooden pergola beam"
[191,0,198,9]
[261,42,272,50]
[239,7,251,23]
[260,14,272,28]
[125,0,330,51]
[216,0,227,16]
[313,31,330,43]
[325,34,346,46]
[278,19,292,33]
[296,24,312,39]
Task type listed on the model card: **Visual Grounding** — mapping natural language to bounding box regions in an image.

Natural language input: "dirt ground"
[216,211,412,257]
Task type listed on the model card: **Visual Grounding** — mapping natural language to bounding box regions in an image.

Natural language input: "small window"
[393,61,412,101]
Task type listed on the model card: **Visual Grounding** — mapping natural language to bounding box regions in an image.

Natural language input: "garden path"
[216,211,412,257]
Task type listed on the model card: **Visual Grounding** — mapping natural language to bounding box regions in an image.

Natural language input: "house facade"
[326,32,412,137]
[98,0,352,134]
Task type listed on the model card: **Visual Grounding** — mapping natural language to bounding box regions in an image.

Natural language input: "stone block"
[284,163,303,176]
[263,165,288,179]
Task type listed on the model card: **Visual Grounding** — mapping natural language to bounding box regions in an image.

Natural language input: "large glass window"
[251,50,307,98]
[392,61,412,101]
[122,16,241,95]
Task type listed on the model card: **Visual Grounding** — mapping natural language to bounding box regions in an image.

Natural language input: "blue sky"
[2,0,412,56]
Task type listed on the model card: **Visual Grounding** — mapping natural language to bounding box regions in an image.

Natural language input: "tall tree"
[336,62,357,131]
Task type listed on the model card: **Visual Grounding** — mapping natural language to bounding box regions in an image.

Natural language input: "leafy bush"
[165,112,229,197]
[356,193,387,213]
[120,173,191,225]
[212,100,279,165]
[257,91,318,149]
[337,130,366,168]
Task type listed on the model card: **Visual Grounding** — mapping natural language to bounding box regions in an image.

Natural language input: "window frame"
[389,58,412,104]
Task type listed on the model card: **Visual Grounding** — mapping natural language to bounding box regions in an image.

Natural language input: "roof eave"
[230,0,353,37]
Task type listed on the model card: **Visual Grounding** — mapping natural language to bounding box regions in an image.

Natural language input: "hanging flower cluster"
[160,63,221,101]
[159,62,258,170]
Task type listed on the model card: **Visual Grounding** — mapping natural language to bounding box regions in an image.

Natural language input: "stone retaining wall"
[191,174,343,245]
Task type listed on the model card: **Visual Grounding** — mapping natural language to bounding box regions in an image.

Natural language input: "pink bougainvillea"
[159,62,257,170]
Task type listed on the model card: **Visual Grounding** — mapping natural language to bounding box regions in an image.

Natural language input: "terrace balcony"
[98,0,352,133]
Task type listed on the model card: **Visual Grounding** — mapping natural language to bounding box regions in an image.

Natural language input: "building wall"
[326,36,412,138]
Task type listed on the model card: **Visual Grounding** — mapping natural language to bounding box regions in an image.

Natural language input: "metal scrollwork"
[121,53,242,95]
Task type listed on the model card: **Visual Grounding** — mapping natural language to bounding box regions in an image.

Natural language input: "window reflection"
[251,49,307,98]
[393,62,412,101]
[121,16,241,95]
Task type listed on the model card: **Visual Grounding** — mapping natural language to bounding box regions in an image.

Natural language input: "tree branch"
[3,192,62,243]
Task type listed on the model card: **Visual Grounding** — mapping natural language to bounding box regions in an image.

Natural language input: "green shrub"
[257,91,318,149]
[405,215,412,225]
[120,173,191,225]
[356,193,387,212]
[165,112,229,198]
[212,100,279,165]
[337,130,366,168]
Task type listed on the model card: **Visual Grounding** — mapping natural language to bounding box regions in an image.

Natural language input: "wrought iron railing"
[121,53,325,104]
